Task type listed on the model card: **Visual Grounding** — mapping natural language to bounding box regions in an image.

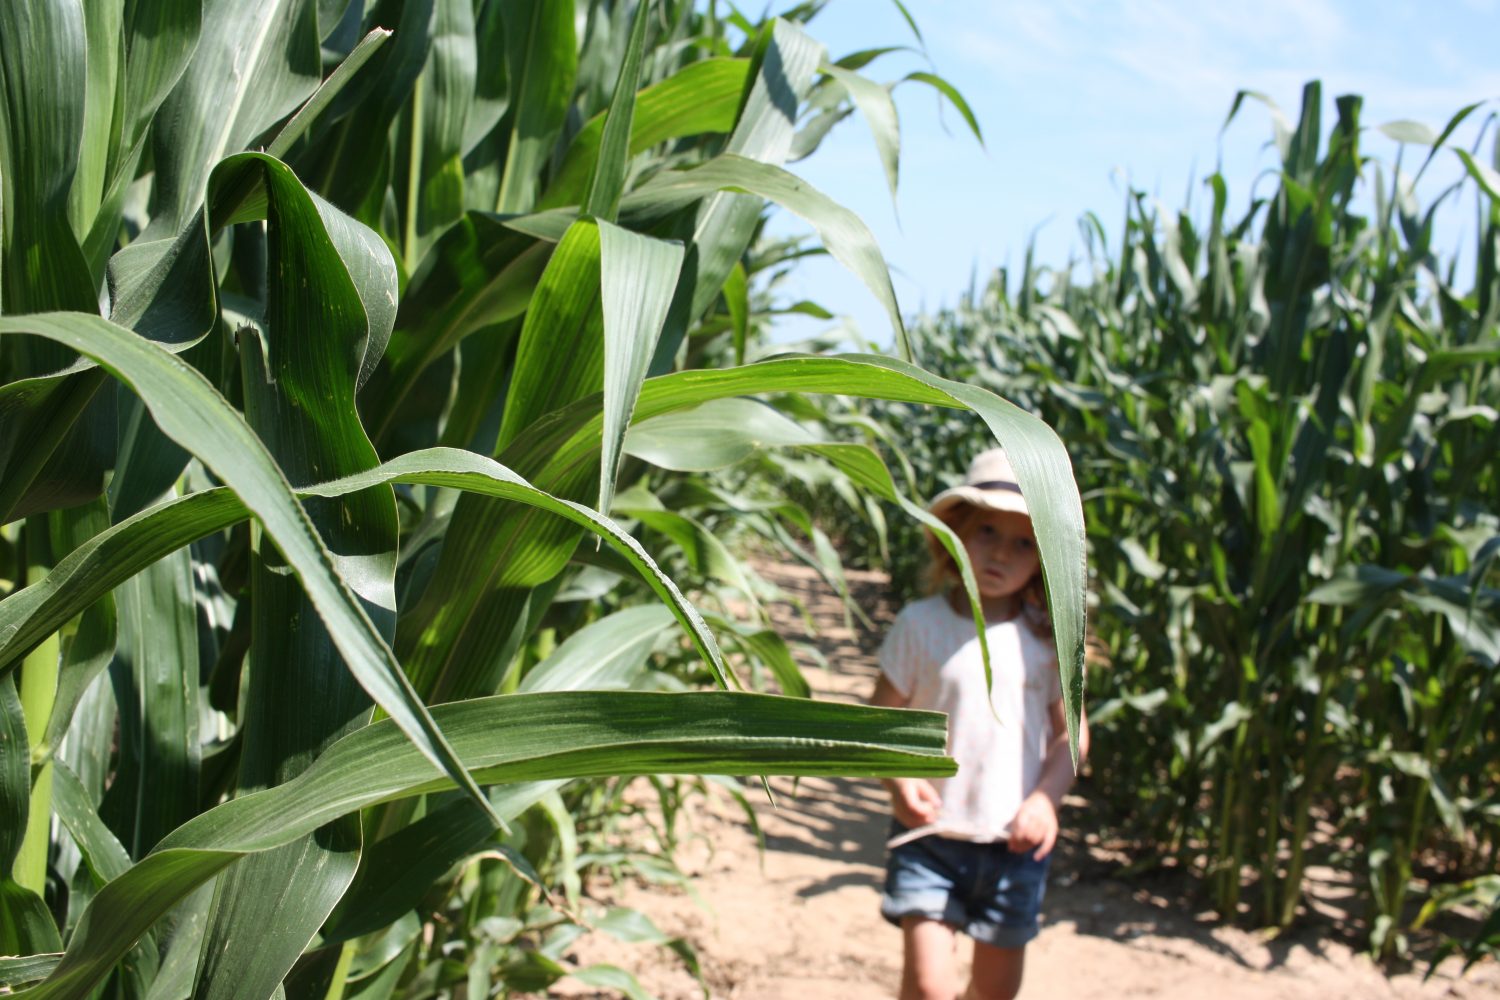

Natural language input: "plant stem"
[15,519,58,895]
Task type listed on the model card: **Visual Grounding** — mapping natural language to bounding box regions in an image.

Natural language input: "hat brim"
[927,485,1029,521]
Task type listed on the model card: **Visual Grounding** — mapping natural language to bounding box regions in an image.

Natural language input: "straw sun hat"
[927,447,1029,520]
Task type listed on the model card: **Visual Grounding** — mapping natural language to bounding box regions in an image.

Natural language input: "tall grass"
[825,83,1499,960]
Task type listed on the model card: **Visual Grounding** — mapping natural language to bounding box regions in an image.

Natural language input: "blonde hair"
[925,500,1052,642]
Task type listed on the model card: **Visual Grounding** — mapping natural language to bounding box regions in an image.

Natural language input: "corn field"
[824,83,1500,964]
[0,1,1092,996]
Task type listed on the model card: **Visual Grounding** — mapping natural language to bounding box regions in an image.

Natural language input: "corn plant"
[0,0,1088,996]
[821,83,1499,960]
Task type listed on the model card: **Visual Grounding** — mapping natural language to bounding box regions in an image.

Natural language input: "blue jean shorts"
[880,823,1051,949]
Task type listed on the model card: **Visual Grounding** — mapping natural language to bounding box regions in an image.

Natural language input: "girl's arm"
[1008,699,1090,859]
[870,674,943,828]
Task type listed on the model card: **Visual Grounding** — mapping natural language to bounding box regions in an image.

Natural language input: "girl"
[870,447,1088,1000]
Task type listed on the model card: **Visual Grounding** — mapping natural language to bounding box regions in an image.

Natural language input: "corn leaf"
[0,311,499,827]
[28,691,952,1000]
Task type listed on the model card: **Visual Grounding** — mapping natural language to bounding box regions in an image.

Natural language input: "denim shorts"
[880,823,1051,949]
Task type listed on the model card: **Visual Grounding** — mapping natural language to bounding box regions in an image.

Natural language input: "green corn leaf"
[618,506,760,612]
[299,0,431,220]
[821,64,900,203]
[51,761,132,885]
[68,0,124,256]
[581,0,651,222]
[265,27,393,159]
[0,370,111,526]
[0,954,62,989]
[79,0,202,266]
[495,0,576,213]
[0,449,734,693]
[28,690,952,1000]
[321,781,564,945]
[0,0,113,525]
[513,154,910,360]
[0,674,27,877]
[190,134,404,999]
[724,261,750,365]
[518,605,677,693]
[566,965,652,1000]
[1454,148,1500,202]
[103,548,200,858]
[518,354,1089,760]
[402,0,477,268]
[624,397,820,471]
[901,71,984,146]
[0,876,62,957]
[0,0,96,314]
[146,0,321,237]
[703,614,811,699]
[495,220,606,453]
[0,311,501,828]
[0,491,242,674]
[648,19,823,372]
[597,221,684,517]
[540,58,751,210]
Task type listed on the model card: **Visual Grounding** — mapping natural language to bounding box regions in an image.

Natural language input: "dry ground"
[556,563,1500,999]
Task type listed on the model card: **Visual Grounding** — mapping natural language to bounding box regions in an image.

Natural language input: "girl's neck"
[945,586,1022,624]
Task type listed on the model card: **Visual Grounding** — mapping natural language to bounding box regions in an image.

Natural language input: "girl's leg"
[899,916,958,1000]
[965,941,1025,1000]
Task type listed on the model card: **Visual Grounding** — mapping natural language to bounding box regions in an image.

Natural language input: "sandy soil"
[555,563,1500,1000]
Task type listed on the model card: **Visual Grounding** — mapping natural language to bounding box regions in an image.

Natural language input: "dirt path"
[562,564,1500,999]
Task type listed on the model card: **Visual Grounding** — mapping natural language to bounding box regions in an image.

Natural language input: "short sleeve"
[877,606,921,698]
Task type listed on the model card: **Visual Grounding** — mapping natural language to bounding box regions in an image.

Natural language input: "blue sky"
[759,0,1500,348]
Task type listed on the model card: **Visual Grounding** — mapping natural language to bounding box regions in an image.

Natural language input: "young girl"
[870,447,1088,1000]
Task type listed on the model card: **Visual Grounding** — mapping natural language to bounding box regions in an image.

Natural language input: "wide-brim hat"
[927,447,1029,521]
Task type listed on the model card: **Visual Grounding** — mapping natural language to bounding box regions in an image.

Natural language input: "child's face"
[960,508,1040,600]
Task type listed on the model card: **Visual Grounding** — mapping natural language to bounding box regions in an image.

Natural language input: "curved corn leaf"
[264,32,397,162]
[509,354,1090,759]
[624,397,819,471]
[0,449,731,693]
[617,506,760,611]
[702,614,811,700]
[901,71,984,147]
[393,26,827,707]
[512,154,909,359]
[191,141,403,1000]
[821,64,901,203]
[28,691,951,1000]
[0,311,497,826]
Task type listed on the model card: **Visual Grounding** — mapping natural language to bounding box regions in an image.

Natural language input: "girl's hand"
[887,778,942,829]
[1007,791,1059,860]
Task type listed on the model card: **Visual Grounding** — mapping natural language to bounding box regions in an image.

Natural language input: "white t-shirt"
[879,594,1062,846]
